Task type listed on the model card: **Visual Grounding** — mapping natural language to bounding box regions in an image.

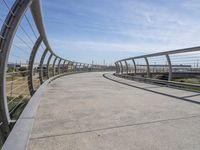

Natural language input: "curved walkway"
[26,72,200,150]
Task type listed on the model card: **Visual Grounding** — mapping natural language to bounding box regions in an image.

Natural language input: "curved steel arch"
[62,60,66,73]
[28,36,43,96]
[46,53,53,79]
[52,56,58,76]
[0,0,34,140]
[39,48,48,84]
[58,58,62,74]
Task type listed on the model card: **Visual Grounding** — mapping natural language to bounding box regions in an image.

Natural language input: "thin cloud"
[42,0,200,63]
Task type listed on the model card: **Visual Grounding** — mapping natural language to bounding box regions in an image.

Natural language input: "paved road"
[28,72,200,150]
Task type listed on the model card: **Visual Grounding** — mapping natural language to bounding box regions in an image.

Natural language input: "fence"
[115,47,200,90]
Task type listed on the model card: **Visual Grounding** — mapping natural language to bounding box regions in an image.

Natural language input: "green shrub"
[19,67,28,77]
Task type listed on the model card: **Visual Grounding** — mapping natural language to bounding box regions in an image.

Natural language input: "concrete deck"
[28,72,200,150]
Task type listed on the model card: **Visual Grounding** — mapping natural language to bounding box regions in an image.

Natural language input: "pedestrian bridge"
[1,0,200,149]
[3,72,200,149]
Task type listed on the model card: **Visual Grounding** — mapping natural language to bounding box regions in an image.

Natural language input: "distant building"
[7,63,21,68]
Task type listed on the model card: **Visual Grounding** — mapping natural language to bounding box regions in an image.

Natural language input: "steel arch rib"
[0,0,34,140]
[28,36,42,96]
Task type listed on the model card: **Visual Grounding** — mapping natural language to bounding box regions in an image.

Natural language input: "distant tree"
[19,67,28,77]
[7,67,16,72]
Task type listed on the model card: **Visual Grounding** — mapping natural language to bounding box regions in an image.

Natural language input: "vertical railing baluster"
[39,48,48,84]
[62,60,66,73]
[131,59,137,76]
[28,36,42,96]
[144,57,150,78]
[66,61,71,72]
[124,60,129,74]
[119,61,123,74]
[166,54,172,81]
[52,56,57,76]
[114,63,117,73]
[58,58,62,74]
[46,53,53,79]
[116,62,120,74]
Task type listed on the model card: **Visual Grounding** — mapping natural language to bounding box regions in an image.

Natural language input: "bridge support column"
[28,36,42,96]
[39,48,48,84]
[144,57,150,78]
[166,54,172,81]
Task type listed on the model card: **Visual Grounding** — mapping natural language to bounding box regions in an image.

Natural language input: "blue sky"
[41,0,200,64]
[1,0,200,65]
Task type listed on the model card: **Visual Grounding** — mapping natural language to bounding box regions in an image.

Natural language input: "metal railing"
[115,47,200,91]
[0,0,110,144]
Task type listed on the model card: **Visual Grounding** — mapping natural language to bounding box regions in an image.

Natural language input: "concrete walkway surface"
[28,72,200,150]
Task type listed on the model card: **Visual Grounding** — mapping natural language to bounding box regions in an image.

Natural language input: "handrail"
[117,46,200,62]
[31,0,55,56]
[115,46,200,88]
